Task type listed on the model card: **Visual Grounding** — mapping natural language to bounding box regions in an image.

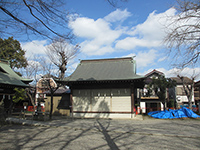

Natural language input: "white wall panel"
[72,88,132,114]
[91,89,111,111]
[73,90,91,111]
[112,97,131,112]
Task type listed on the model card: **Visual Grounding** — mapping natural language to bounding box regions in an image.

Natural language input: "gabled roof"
[66,57,144,82]
[0,60,32,87]
[145,69,165,78]
[195,80,200,87]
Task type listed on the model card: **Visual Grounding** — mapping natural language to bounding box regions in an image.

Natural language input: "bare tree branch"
[164,0,200,67]
[107,0,128,7]
[177,75,194,109]
[0,5,46,37]
[0,0,128,40]
[46,37,80,79]
[0,0,73,40]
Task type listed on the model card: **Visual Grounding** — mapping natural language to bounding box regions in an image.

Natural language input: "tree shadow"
[72,89,110,118]
[1,119,200,150]
[94,119,119,150]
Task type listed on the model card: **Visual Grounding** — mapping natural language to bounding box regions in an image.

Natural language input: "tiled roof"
[0,72,28,87]
[66,57,144,82]
[0,60,32,87]
[145,69,164,77]
[195,80,200,86]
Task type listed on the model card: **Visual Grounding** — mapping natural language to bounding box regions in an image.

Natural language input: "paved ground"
[1,116,200,150]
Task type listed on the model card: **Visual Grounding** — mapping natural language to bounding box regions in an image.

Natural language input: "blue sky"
[19,0,200,79]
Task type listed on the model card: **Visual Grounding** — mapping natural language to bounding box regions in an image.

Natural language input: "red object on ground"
[27,106,34,112]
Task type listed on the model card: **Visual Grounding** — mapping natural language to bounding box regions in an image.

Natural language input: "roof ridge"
[81,57,133,63]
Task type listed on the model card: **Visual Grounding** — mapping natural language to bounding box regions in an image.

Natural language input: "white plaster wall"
[73,96,91,111]
[140,102,146,113]
[92,96,110,111]
[73,89,91,111]
[176,95,194,103]
[72,88,132,118]
[160,102,164,111]
[112,97,131,112]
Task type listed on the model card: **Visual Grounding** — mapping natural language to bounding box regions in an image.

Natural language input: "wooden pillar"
[131,83,135,114]
[70,89,73,118]
[90,90,92,111]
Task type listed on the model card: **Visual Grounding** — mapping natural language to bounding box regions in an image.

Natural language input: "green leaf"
[0,37,27,69]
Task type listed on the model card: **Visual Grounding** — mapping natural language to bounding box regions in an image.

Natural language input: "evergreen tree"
[0,37,27,69]
[12,88,27,103]
[150,76,176,110]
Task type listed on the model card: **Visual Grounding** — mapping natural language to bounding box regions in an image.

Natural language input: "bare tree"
[174,68,199,109]
[177,75,195,109]
[0,0,127,40]
[46,78,59,120]
[46,38,80,79]
[36,76,59,120]
[21,55,54,82]
[22,49,79,120]
[107,0,128,7]
[24,59,41,112]
[45,39,79,119]
[164,0,200,67]
[0,0,73,40]
[22,55,54,115]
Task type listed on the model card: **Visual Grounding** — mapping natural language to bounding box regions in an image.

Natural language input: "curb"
[6,118,49,127]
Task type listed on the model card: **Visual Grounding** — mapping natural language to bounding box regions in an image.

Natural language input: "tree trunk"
[188,82,195,110]
[184,85,193,110]
[162,101,166,111]
[49,92,53,120]
[26,88,36,112]
[178,76,194,110]
[60,63,66,79]
[188,90,193,110]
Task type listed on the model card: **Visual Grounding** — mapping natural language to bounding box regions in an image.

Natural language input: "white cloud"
[158,56,168,62]
[68,7,200,74]
[80,40,115,56]
[69,18,108,39]
[165,67,200,80]
[69,8,179,55]
[124,49,157,68]
[115,8,177,50]
[22,40,47,58]
[131,8,176,40]
[104,9,131,23]
[69,10,128,56]
[115,37,161,50]
[136,49,157,68]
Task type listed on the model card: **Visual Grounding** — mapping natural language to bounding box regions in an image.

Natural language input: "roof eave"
[65,77,146,84]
